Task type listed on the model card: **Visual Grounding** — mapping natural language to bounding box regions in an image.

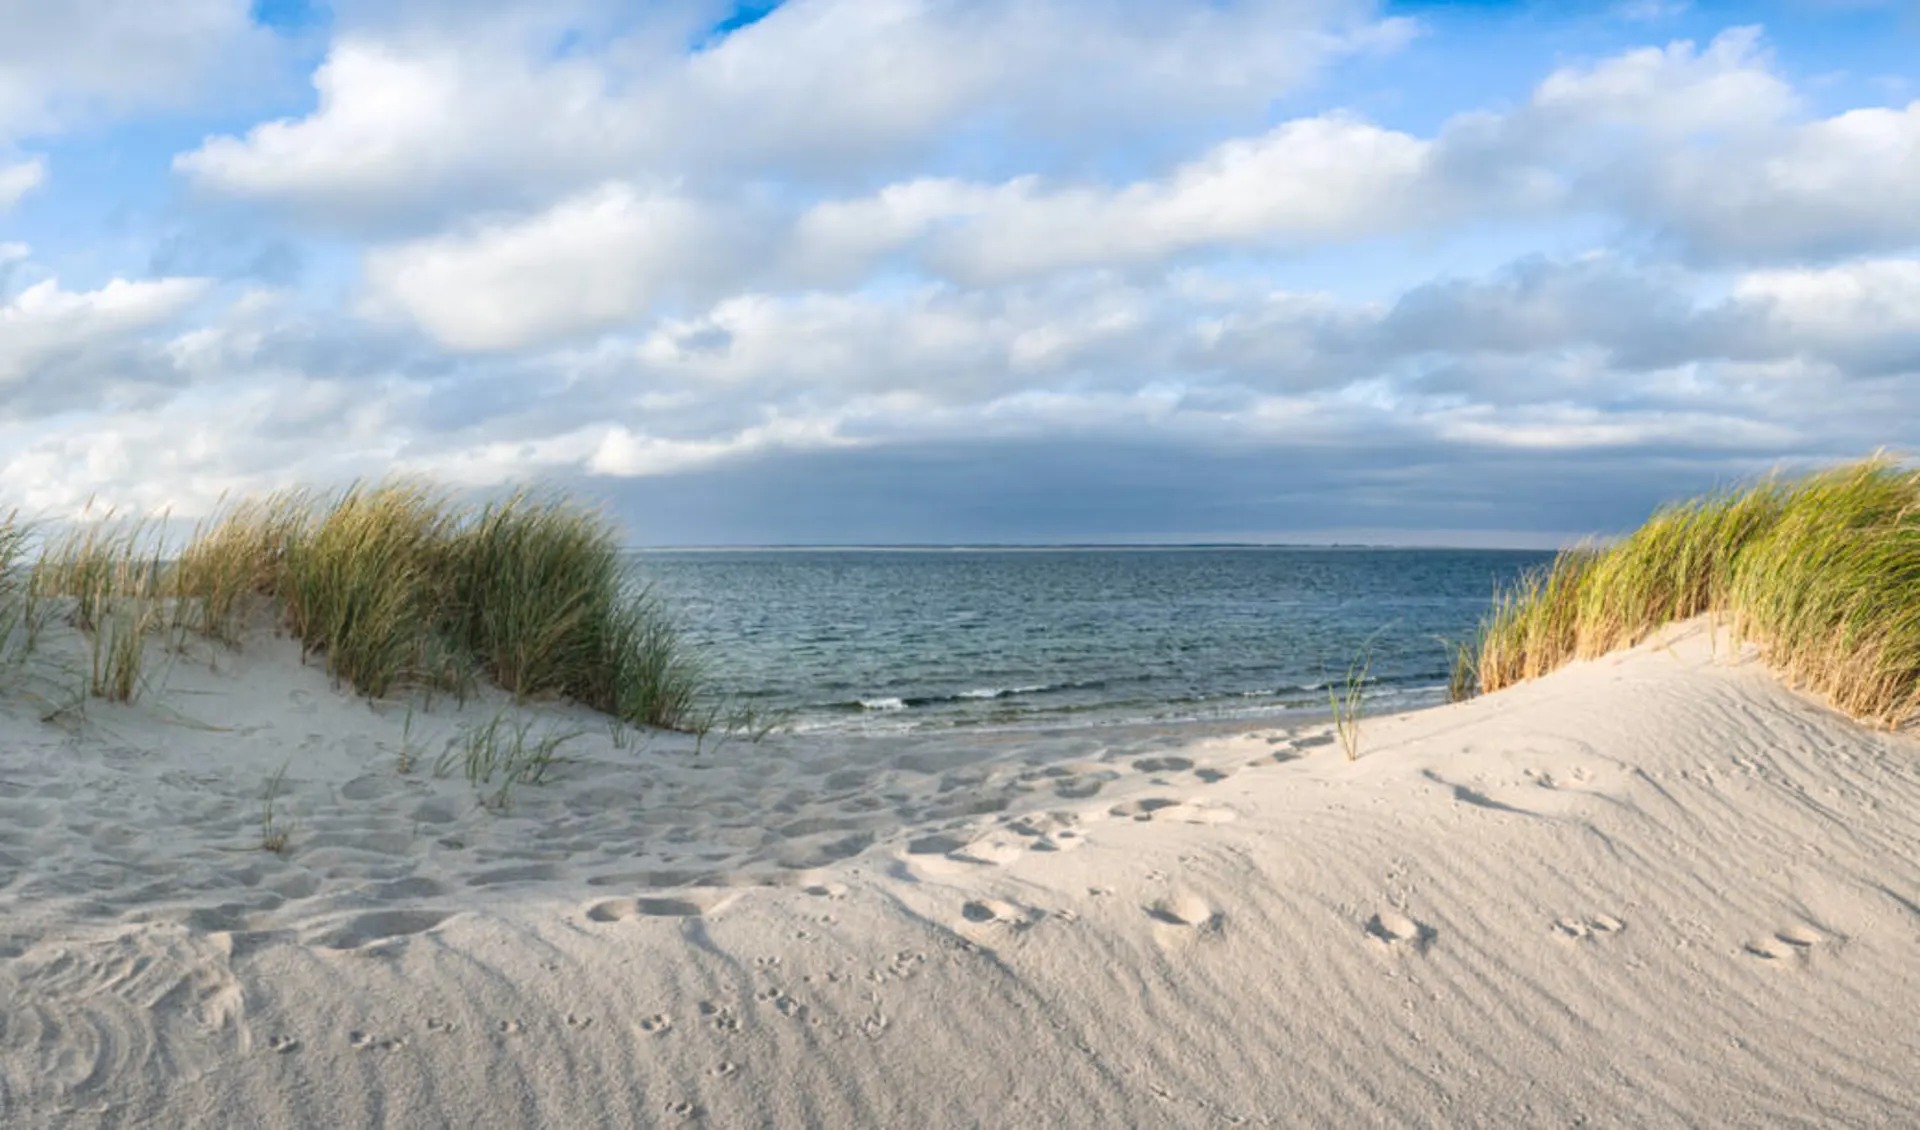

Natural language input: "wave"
[957,684,1050,700]
[831,683,1078,712]
[815,669,1453,729]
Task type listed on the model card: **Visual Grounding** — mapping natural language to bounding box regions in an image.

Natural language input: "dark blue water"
[631,548,1550,734]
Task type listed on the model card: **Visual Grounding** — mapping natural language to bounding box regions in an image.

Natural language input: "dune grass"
[1328,644,1372,761]
[1470,455,1920,728]
[16,480,706,729]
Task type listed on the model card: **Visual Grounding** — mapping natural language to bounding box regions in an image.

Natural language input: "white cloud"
[1736,259,1920,336]
[915,116,1445,284]
[0,0,268,143]
[12,14,1920,539]
[1428,403,1796,451]
[361,183,755,351]
[177,0,1406,225]
[1526,26,1794,138]
[1637,100,1920,261]
[0,157,44,211]
[1,273,211,388]
[351,23,1920,354]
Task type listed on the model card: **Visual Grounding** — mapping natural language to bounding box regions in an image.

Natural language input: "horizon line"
[624,541,1567,552]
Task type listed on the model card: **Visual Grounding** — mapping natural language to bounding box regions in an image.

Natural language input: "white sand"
[2,618,1917,1126]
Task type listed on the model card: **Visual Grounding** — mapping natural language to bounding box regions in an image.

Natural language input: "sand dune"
[2,618,1917,1126]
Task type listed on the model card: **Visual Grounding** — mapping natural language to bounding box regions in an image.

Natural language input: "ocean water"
[633,548,1552,735]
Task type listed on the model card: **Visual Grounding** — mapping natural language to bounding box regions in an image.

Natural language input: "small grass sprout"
[259,761,294,854]
[1328,642,1374,761]
[438,710,582,811]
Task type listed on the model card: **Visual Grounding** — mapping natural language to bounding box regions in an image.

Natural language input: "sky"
[1,0,1917,546]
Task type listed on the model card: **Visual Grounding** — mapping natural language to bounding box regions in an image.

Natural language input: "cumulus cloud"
[0,157,44,211]
[351,24,1920,354]
[9,12,1920,541]
[0,0,269,142]
[177,0,1405,225]
[361,184,760,351]
[0,269,212,408]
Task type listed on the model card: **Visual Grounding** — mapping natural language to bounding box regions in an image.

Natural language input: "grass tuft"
[1329,646,1371,761]
[21,479,709,729]
[162,480,707,729]
[1471,454,1920,728]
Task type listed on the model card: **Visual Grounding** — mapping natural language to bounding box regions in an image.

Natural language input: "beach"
[3,615,1916,1127]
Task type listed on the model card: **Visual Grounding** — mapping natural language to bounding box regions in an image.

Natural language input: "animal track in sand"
[586,893,730,922]
[1552,915,1626,942]
[1364,911,1437,954]
[1145,893,1221,929]
[638,1013,674,1034]
[1743,925,1826,966]
[267,1034,300,1054]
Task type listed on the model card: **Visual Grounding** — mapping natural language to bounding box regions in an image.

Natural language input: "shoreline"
[3,617,1918,1125]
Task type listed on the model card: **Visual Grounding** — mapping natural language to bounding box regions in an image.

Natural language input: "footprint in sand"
[638,1013,674,1035]
[312,909,451,952]
[1133,756,1195,774]
[1552,915,1626,943]
[1007,812,1088,853]
[906,832,972,856]
[947,836,1026,866]
[1110,797,1237,825]
[1364,911,1436,954]
[960,898,1046,930]
[267,1034,300,1054]
[1110,797,1181,821]
[1743,925,1826,966]
[348,1030,406,1051]
[1145,893,1221,930]
[586,894,725,922]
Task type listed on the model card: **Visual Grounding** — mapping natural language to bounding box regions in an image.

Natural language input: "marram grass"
[21,481,705,729]
[1470,456,1920,729]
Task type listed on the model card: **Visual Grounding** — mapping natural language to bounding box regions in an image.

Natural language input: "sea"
[633,547,1552,736]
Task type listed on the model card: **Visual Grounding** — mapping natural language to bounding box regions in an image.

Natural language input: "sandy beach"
[0,614,1914,1126]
